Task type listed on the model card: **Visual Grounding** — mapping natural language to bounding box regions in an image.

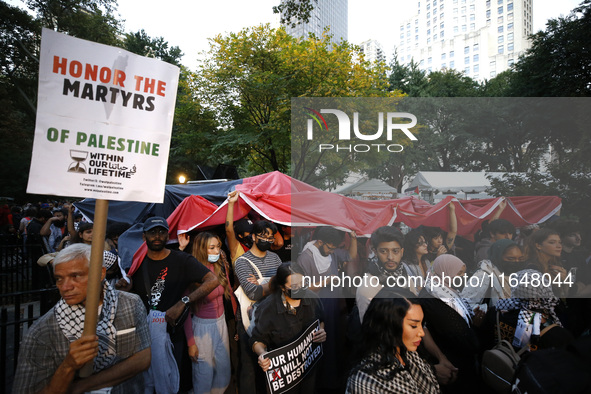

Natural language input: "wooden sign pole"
[79,198,109,378]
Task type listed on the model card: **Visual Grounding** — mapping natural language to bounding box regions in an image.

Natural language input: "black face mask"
[53,219,65,228]
[285,287,307,300]
[256,239,273,252]
[238,234,253,249]
[499,261,525,275]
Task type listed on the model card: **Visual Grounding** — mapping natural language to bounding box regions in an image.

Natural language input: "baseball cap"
[234,218,253,235]
[143,216,169,232]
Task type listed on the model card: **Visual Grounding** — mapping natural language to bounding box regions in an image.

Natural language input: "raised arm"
[165,272,219,325]
[225,191,241,262]
[445,203,457,251]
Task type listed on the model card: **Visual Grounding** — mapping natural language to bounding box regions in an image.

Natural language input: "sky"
[8,0,583,70]
[113,0,582,70]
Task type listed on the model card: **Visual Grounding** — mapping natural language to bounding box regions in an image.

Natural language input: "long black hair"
[355,290,421,374]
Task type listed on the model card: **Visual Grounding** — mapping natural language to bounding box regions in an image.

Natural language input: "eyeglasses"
[255,233,274,242]
[146,228,168,237]
[324,244,339,252]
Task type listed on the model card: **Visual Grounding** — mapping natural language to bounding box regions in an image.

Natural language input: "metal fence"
[0,288,60,394]
[1,235,60,394]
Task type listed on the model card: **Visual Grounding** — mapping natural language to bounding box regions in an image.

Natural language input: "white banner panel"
[27,28,180,203]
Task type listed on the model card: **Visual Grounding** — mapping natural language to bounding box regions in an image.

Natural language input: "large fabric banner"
[27,28,179,203]
[263,320,323,394]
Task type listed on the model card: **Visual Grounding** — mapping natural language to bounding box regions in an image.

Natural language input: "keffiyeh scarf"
[55,281,118,372]
[424,275,474,325]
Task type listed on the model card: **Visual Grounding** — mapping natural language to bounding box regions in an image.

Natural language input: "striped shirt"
[235,250,282,301]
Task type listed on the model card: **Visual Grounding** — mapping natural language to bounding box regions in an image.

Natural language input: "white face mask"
[208,254,220,263]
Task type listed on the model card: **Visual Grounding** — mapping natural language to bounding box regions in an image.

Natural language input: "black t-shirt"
[132,249,210,312]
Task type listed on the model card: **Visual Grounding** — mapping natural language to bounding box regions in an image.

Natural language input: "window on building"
[473,43,479,51]
[450,50,455,58]
[490,71,496,77]
[450,60,455,67]
[441,30,445,38]
[465,56,470,64]
[441,22,445,29]
[507,12,513,20]
[470,13,475,21]
[454,25,459,33]
[498,0,503,3]
[434,16,438,23]
[428,20,431,26]
[428,57,432,64]
[490,60,496,68]
[434,33,438,40]
[470,4,475,11]
[453,7,458,14]
[508,58,514,66]
[420,59,425,66]
[474,64,479,72]
[461,6,466,13]
[416,35,419,41]
[462,24,467,31]
[428,37,431,44]
[498,25,504,33]
[498,45,504,54]
[507,32,514,41]
[498,16,504,24]
[427,3,431,10]
[442,62,447,68]
[464,66,470,73]
[442,53,447,60]
[434,0,437,5]
[470,23,475,30]
[462,15,467,23]
[473,54,479,62]
[508,42,514,51]
[427,29,431,35]
[508,22,514,31]
[486,9,491,17]
[464,46,469,54]
[498,6,503,13]
[507,2,513,11]
[498,35,504,43]
[486,0,490,7]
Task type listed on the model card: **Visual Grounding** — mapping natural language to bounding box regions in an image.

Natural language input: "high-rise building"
[359,39,386,63]
[397,0,533,80]
[283,0,348,43]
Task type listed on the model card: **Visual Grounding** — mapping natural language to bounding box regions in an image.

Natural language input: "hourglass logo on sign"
[68,150,88,173]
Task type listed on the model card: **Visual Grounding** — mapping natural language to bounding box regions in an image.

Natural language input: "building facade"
[359,39,386,63]
[397,0,533,80]
[283,0,348,43]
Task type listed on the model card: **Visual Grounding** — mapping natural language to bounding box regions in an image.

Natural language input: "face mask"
[285,287,307,300]
[54,220,65,228]
[256,239,273,252]
[208,254,220,263]
[238,235,253,249]
[499,261,525,275]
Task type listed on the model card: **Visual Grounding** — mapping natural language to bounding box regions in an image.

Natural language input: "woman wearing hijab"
[461,239,525,309]
[420,255,484,393]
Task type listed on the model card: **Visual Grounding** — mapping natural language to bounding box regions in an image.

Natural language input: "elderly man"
[13,244,150,393]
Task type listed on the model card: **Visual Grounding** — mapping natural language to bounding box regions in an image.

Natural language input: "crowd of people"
[7,193,591,393]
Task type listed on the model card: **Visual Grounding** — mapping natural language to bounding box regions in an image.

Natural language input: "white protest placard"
[263,320,323,394]
[27,28,180,203]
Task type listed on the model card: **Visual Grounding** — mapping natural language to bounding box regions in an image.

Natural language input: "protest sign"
[27,28,179,203]
[264,320,323,394]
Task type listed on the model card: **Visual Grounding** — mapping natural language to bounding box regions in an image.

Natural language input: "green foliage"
[123,29,183,67]
[272,0,314,28]
[192,24,394,186]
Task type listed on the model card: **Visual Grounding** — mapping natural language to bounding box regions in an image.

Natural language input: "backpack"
[481,311,528,393]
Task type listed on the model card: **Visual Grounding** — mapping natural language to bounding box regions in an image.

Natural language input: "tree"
[193,24,394,187]
[508,1,591,96]
[272,0,314,28]
[123,29,183,67]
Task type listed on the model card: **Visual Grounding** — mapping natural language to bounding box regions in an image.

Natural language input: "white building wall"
[398,0,532,81]
[284,0,348,43]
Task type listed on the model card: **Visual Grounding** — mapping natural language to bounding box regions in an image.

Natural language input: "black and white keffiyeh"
[424,276,474,325]
[495,269,562,345]
[55,281,118,372]
[367,256,407,285]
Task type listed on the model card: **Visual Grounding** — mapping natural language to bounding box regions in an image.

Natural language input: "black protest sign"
[264,320,323,394]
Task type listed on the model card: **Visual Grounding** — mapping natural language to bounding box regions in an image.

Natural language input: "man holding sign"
[250,263,326,393]
[13,244,151,393]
